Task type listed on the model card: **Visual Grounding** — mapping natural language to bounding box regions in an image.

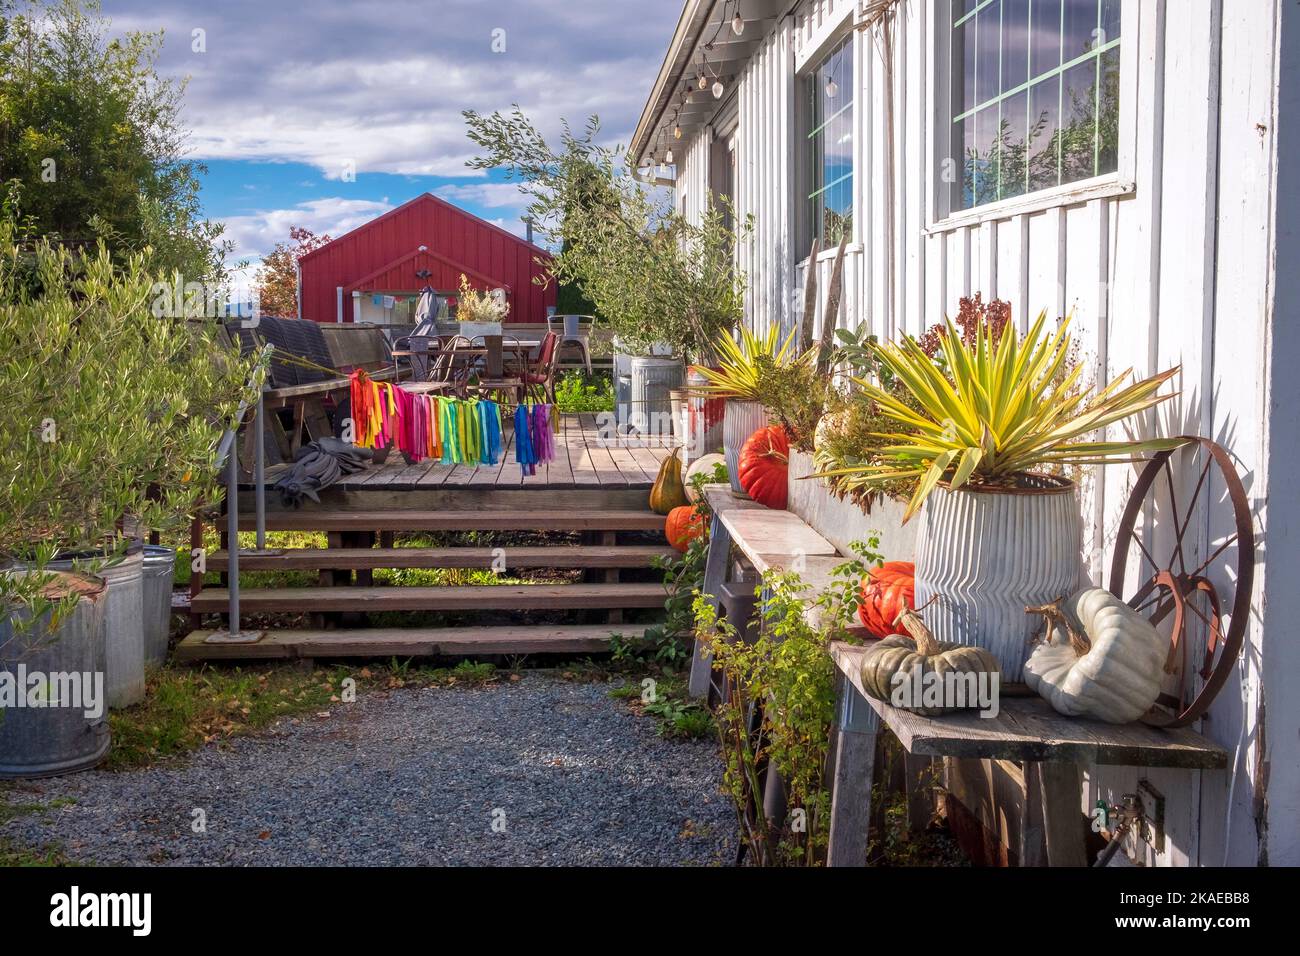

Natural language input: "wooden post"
[1019,759,1048,867]
[827,671,881,867]
[689,512,732,699]
[1035,761,1088,866]
[904,753,934,833]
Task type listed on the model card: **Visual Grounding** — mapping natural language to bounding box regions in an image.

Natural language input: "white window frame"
[796,9,859,261]
[927,0,1139,232]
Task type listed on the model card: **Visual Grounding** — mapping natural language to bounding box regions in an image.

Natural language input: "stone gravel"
[0,673,733,866]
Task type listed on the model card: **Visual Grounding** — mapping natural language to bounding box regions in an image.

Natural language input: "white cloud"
[106,0,677,178]
[434,182,529,211]
[220,196,394,267]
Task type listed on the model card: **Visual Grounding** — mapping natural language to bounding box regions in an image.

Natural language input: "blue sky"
[99,0,681,281]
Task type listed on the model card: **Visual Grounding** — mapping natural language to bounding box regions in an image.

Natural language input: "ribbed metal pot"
[141,545,176,666]
[723,400,769,494]
[0,573,111,778]
[915,480,1082,682]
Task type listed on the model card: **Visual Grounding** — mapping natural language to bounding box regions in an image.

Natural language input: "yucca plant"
[820,311,1185,521]
[689,324,813,401]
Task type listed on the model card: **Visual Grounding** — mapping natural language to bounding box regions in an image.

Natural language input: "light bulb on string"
[665,148,674,165]
[826,76,838,98]
[731,12,744,35]
[698,73,707,90]
[674,124,682,139]
[712,78,725,99]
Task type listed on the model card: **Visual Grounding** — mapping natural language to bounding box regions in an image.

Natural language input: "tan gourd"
[858,608,1001,716]
[649,448,689,515]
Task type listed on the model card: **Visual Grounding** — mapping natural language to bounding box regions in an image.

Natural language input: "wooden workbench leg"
[904,753,934,833]
[827,672,881,867]
[688,513,732,699]
[1035,761,1088,866]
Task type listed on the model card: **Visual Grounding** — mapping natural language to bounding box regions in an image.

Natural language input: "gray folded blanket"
[274,438,375,507]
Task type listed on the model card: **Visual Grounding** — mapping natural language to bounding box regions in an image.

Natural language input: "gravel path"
[0,673,734,866]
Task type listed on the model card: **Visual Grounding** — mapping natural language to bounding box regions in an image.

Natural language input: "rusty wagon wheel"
[1108,437,1255,729]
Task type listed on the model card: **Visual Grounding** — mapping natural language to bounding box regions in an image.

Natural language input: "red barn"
[295,192,555,325]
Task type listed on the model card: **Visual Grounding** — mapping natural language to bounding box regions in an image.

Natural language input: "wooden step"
[176,624,642,661]
[191,583,666,614]
[232,509,665,533]
[208,545,677,572]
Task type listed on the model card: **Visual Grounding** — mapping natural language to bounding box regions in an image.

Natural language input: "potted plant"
[454,273,508,338]
[691,325,812,494]
[820,310,1182,681]
[0,224,254,775]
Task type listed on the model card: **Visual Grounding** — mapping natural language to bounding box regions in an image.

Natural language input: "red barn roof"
[296,192,555,323]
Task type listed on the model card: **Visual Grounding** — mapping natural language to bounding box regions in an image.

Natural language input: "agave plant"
[689,324,813,401]
[819,311,1185,521]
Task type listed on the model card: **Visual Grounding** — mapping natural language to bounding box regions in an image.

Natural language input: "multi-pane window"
[950,0,1121,211]
[807,38,854,243]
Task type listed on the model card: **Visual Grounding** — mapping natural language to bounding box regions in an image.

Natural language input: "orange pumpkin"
[737,425,790,510]
[857,561,916,637]
[665,505,706,553]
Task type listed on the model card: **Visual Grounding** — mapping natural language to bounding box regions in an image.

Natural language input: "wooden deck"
[246,413,676,492]
[187,412,679,662]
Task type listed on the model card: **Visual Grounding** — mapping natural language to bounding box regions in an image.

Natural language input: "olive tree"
[0,219,258,623]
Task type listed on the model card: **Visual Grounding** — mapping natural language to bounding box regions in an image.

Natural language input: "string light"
[731,2,745,35]
[826,75,838,98]
[712,78,725,99]
[665,148,674,164]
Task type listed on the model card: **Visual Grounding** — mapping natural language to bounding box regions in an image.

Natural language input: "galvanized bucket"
[40,549,146,709]
[629,356,684,440]
[0,572,111,778]
[915,480,1083,682]
[723,400,769,494]
[141,545,176,666]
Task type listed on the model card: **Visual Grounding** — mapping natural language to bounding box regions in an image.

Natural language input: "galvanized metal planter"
[141,545,176,667]
[915,479,1083,683]
[723,400,768,494]
[0,573,111,779]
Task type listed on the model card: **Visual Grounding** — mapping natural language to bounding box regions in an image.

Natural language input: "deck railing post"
[254,386,266,550]
[226,434,241,631]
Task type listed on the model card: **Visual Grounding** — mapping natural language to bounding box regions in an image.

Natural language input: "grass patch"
[0,840,74,866]
[609,670,712,740]
[106,659,501,771]
[106,662,358,770]
[0,790,80,866]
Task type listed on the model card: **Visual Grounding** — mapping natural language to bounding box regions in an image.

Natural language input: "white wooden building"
[632,0,1300,866]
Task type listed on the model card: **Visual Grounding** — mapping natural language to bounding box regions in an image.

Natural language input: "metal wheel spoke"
[1188,532,1240,580]
[1163,457,1189,575]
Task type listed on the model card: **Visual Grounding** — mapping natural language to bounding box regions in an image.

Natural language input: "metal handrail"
[210,343,274,639]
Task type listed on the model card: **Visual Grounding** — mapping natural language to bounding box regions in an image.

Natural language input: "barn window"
[806,37,854,244]
[946,0,1122,211]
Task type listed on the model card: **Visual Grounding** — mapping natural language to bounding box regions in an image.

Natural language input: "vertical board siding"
[297,193,555,323]
[668,0,1288,865]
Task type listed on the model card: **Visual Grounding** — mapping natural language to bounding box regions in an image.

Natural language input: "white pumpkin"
[1022,587,1167,724]
[683,453,728,503]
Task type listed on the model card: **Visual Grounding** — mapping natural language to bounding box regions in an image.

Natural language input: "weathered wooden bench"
[691,484,1230,867]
